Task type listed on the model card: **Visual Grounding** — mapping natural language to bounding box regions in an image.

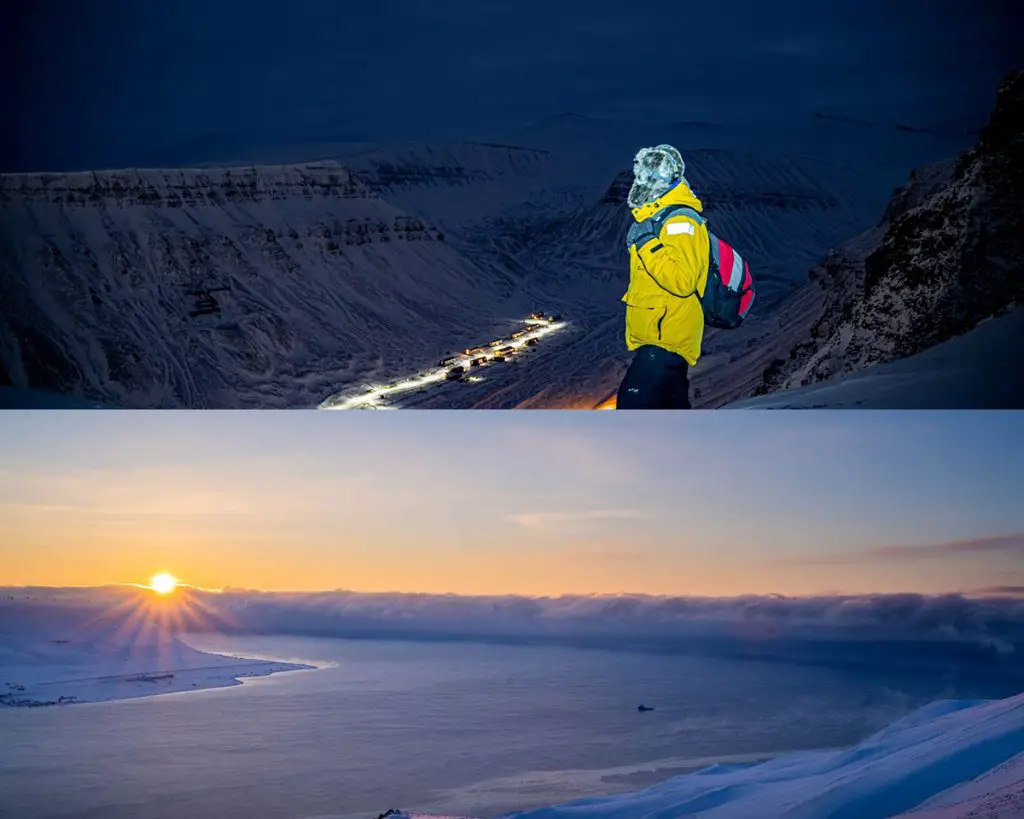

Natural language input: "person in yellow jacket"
[617,144,709,409]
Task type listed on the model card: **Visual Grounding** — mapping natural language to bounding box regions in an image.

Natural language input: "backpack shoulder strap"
[651,204,706,232]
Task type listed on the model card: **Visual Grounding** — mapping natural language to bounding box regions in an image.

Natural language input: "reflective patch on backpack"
[666,221,695,236]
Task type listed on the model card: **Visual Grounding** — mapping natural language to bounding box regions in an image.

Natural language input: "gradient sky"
[2,0,1018,171]
[1,411,1022,596]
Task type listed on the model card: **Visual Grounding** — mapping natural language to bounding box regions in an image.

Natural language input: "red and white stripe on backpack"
[710,236,755,322]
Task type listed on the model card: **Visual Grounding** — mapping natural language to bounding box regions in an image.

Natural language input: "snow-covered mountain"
[0,93,984,409]
[0,163,526,408]
[740,70,1023,403]
[0,138,892,408]
[382,694,1024,819]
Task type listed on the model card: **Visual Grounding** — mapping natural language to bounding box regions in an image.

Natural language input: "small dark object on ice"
[638,704,654,712]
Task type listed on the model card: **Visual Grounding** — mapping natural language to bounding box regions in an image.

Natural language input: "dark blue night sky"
[2,0,1019,172]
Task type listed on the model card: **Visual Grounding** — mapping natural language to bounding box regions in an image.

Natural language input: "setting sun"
[149,573,179,595]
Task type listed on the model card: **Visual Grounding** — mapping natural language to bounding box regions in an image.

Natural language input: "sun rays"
[42,577,237,672]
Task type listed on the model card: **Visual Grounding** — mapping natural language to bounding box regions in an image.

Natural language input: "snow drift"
[496,694,1024,819]
[382,694,1024,819]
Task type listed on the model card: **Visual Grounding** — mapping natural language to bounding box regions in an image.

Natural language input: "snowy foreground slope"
[726,305,1023,409]
[382,695,1024,819]
[893,751,1024,818]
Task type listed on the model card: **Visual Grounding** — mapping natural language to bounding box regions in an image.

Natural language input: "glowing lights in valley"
[320,315,567,410]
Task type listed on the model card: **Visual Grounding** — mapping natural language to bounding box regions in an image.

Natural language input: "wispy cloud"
[973,586,1024,597]
[793,533,1024,565]
[506,510,653,527]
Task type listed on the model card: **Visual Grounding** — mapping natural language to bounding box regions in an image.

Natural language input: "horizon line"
[2,583,1022,601]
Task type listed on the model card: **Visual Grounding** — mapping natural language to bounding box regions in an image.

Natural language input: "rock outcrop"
[756,70,1023,395]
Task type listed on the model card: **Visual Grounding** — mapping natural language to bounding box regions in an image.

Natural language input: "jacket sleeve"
[635,215,707,298]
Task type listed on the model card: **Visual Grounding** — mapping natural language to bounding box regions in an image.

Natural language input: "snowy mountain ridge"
[0,161,527,408]
[748,70,1024,398]
[0,162,375,206]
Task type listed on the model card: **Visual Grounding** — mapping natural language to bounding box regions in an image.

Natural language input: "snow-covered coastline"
[0,634,316,708]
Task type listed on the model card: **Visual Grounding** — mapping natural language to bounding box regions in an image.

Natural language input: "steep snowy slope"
[494,695,1024,819]
[897,753,1024,818]
[726,306,1024,409]
[377,695,1024,819]
[894,751,1024,818]
[335,141,595,306]
[0,163,524,408]
[748,70,1024,401]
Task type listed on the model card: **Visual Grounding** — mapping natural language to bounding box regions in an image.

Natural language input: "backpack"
[639,204,756,329]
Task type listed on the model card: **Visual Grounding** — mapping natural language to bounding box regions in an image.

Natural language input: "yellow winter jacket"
[623,180,710,365]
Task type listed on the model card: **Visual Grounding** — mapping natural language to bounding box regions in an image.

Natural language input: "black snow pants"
[616,345,692,410]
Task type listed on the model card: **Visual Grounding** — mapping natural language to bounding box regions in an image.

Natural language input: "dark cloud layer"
[3,587,1023,678]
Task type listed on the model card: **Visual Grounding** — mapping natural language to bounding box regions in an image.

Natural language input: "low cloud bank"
[3,587,1023,676]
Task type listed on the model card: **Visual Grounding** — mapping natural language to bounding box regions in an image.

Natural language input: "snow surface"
[726,306,1024,409]
[387,694,1024,819]
[894,752,1024,818]
[0,599,315,707]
